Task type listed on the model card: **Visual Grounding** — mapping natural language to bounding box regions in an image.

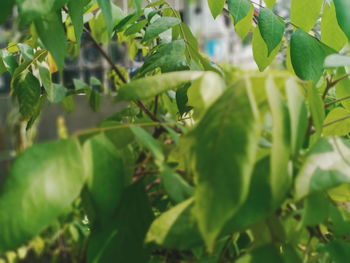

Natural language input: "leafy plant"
[1,0,350,262]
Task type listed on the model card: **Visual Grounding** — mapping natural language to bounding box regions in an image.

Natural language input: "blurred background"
[0,0,290,176]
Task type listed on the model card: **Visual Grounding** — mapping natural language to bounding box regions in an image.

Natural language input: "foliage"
[1,0,350,262]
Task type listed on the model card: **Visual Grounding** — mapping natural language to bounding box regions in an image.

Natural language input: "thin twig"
[325,95,350,107]
[323,114,350,128]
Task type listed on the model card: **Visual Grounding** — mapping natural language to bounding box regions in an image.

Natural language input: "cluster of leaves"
[1,0,350,262]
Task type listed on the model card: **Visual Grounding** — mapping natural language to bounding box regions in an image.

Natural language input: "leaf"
[0,0,14,24]
[234,6,254,39]
[323,240,350,263]
[97,0,113,35]
[258,8,285,55]
[222,157,272,234]
[323,107,350,136]
[68,0,84,45]
[252,26,281,71]
[290,0,323,32]
[264,0,276,8]
[0,139,85,252]
[35,11,67,71]
[124,20,148,36]
[89,89,101,112]
[161,166,194,204]
[266,77,291,204]
[17,0,66,25]
[302,192,329,226]
[227,0,252,25]
[334,0,350,40]
[307,84,325,137]
[87,182,153,263]
[133,0,142,11]
[135,40,188,78]
[295,137,350,199]
[39,66,67,103]
[118,71,218,101]
[130,126,164,166]
[144,17,181,41]
[321,1,347,51]
[324,54,350,68]
[191,81,259,251]
[290,29,335,82]
[286,78,308,156]
[14,72,41,120]
[208,0,225,18]
[146,198,203,249]
[83,134,124,226]
[236,244,284,263]
[335,68,350,110]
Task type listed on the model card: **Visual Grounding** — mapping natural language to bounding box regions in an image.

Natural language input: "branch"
[325,95,350,107]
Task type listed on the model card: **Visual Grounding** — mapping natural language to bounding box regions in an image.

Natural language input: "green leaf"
[97,0,113,35]
[236,244,284,263]
[264,0,276,8]
[321,1,347,51]
[14,72,41,120]
[307,84,325,137]
[323,240,350,263]
[17,0,66,25]
[335,68,350,111]
[234,6,254,39]
[89,89,101,112]
[124,19,148,36]
[146,198,203,249]
[130,126,164,166]
[35,11,67,71]
[208,0,225,18]
[68,0,84,45]
[161,166,194,204]
[290,0,323,32]
[87,182,153,263]
[144,17,181,41]
[135,40,188,77]
[290,29,335,82]
[0,0,14,24]
[252,26,281,71]
[302,192,329,226]
[334,0,350,40]
[118,71,218,101]
[39,66,67,103]
[222,157,272,233]
[324,54,350,68]
[191,81,259,251]
[258,8,285,55]
[228,0,252,25]
[323,107,350,136]
[286,78,308,156]
[266,77,291,204]
[133,0,142,11]
[295,137,350,199]
[83,134,124,226]
[0,139,85,252]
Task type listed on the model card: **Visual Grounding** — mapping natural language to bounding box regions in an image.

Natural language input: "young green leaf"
[208,0,225,18]
[307,84,325,137]
[264,0,276,8]
[191,81,259,251]
[144,17,181,41]
[97,0,113,35]
[290,29,335,82]
[334,0,350,40]
[290,0,323,32]
[0,139,85,253]
[323,107,350,136]
[118,71,218,101]
[258,8,285,55]
[321,1,347,51]
[252,26,282,71]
